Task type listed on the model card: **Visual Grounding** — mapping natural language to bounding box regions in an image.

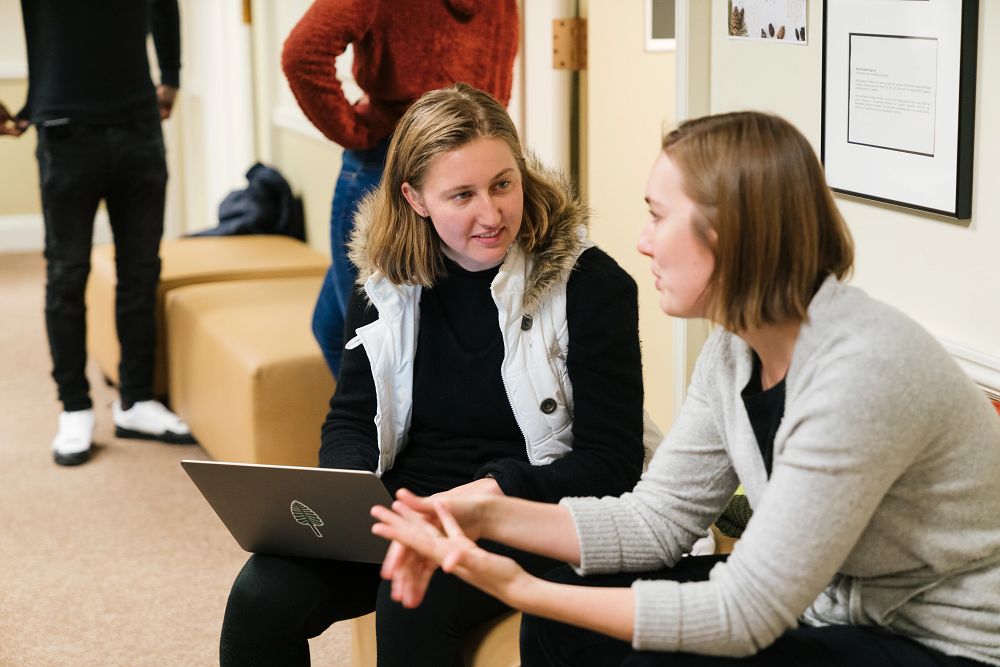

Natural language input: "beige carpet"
[0,252,351,666]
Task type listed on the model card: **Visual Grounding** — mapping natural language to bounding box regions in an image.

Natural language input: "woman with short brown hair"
[373,111,1000,667]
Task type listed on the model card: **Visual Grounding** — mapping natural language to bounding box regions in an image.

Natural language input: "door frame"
[672,0,712,414]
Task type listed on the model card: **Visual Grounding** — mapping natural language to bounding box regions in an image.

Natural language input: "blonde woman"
[220,84,656,665]
[373,111,1000,667]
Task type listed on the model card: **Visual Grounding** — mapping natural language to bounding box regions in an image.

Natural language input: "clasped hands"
[0,102,29,137]
[370,481,528,609]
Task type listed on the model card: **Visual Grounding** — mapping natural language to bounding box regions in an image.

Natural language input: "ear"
[401,182,428,217]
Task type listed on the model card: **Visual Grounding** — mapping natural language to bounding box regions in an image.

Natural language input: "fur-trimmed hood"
[348,162,591,312]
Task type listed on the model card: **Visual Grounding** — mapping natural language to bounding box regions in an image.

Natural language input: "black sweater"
[320,247,645,503]
[17,0,181,124]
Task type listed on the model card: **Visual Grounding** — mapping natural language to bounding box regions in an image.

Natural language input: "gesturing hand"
[377,497,443,608]
[371,488,482,607]
[372,494,530,608]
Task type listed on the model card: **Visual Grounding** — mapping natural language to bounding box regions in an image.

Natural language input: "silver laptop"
[181,460,393,563]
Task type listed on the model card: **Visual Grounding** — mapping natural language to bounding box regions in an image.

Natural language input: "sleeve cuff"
[474,463,520,498]
[160,70,180,88]
[560,496,624,575]
[631,576,731,652]
[632,579,681,650]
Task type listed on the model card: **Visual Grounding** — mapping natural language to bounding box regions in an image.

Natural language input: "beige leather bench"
[165,272,518,662]
[164,275,333,466]
[86,235,328,398]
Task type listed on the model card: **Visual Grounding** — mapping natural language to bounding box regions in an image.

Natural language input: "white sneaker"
[52,409,95,466]
[113,399,196,444]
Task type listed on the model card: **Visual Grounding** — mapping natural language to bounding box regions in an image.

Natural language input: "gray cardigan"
[563,276,1000,664]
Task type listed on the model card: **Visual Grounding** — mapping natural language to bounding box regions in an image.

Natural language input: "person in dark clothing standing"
[219,83,659,666]
[0,0,194,467]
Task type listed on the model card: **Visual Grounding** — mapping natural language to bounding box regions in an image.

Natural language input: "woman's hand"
[372,497,533,608]
[380,525,439,607]
[374,487,494,607]
[0,102,28,137]
[430,476,504,501]
[387,485,495,548]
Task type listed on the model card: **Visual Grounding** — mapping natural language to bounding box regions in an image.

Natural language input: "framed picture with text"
[821,0,979,218]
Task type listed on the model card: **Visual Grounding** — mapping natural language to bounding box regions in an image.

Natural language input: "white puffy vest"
[347,241,586,475]
[347,240,664,475]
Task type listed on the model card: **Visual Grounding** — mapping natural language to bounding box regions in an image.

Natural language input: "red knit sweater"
[282,0,519,150]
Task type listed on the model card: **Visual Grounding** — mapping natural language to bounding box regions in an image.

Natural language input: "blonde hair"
[356,83,574,286]
[662,111,854,331]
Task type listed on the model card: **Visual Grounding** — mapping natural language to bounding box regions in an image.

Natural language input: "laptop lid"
[181,460,393,563]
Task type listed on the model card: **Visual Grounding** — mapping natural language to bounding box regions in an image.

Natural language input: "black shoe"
[114,425,197,445]
[54,446,92,466]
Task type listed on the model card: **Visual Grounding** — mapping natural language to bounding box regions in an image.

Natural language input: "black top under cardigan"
[320,247,645,503]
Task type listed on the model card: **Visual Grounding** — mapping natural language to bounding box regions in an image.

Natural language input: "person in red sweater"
[282,0,519,377]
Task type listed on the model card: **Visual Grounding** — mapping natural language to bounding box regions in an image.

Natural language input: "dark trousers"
[36,119,166,411]
[220,543,558,667]
[520,556,986,667]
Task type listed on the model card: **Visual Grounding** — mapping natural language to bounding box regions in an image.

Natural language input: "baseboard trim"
[0,62,28,80]
[941,339,1000,400]
[0,212,112,253]
[0,214,43,252]
[271,105,327,143]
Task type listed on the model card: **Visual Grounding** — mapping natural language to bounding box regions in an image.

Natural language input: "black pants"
[220,543,559,667]
[520,556,986,667]
[36,119,166,411]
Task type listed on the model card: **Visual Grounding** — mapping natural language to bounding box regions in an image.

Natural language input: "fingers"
[370,504,442,561]
[398,557,435,608]
[371,500,484,606]
[156,85,178,120]
[395,487,434,513]
[0,120,26,137]
[381,540,407,580]
[392,498,431,523]
[372,501,512,607]
[439,540,486,574]
[433,500,465,539]
[414,557,435,601]
[384,541,438,608]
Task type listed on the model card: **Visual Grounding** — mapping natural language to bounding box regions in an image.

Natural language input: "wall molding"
[940,338,1000,400]
[271,105,327,143]
[0,62,28,80]
[0,214,43,252]
[0,212,112,253]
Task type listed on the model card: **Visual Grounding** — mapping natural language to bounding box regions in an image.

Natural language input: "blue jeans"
[36,118,167,411]
[312,139,389,377]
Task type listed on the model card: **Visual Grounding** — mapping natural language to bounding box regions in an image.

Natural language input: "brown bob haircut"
[662,111,854,331]
[354,83,573,287]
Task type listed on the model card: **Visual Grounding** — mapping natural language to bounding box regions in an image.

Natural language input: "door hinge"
[552,17,587,71]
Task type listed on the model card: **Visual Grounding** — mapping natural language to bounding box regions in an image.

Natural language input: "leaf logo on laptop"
[290,500,325,538]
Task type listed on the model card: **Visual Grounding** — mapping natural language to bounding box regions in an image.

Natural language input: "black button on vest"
[540,398,557,414]
[520,315,533,331]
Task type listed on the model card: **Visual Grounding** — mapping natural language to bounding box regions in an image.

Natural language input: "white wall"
[581,0,678,428]
[709,0,1000,385]
[0,0,42,251]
